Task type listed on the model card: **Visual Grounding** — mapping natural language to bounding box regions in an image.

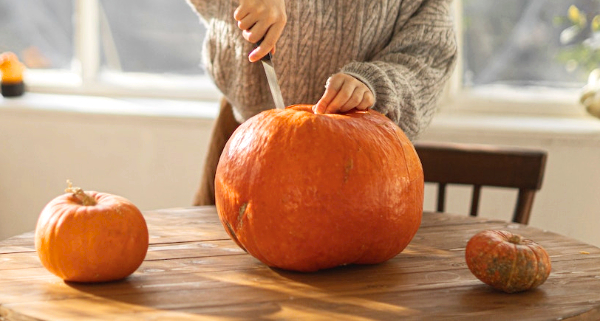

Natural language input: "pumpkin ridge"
[505,241,520,292]
[397,131,424,235]
[530,242,551,288]
[44,214,67,279]
[523,244,540,290]
[481,238,504,282]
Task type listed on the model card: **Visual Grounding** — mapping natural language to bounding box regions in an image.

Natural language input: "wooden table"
[1,207,600,320]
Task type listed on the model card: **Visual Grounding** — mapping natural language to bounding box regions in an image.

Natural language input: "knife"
[255,41,286,110]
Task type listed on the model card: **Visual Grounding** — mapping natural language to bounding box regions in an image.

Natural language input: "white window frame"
[441,1,587,118]
[22,0,219,102]
[19,0,589,118]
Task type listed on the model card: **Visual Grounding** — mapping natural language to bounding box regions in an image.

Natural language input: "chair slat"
[436,183,447,213]
[470,185,481,217]
[513,189,536,225]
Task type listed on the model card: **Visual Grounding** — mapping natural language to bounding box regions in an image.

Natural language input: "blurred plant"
[560,4,600,117]
[556,5,600,73]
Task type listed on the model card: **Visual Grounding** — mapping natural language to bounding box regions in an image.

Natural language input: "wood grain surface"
[1,206,600,321]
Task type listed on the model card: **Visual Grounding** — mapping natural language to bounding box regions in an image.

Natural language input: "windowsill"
[0,92,220,120]
[425,84,600,142]
[24,70,222,102]
[443,85,588,117]
[425,109,600,142]
[3,92,600,142]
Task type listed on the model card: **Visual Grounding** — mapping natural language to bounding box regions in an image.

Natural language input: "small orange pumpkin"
[0,52,25,83]
[215,105,424,272]
[35,181,149,283]
[465,230,551,293]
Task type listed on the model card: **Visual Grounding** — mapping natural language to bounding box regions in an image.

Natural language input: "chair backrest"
[413,141,547,225]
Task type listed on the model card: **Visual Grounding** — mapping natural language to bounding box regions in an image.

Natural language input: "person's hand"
[234,0,286,62]
[313,73,375,114]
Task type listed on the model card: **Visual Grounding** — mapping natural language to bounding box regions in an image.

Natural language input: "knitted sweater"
[187,0,457,139]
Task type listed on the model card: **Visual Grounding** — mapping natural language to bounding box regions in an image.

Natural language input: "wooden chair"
[413,141,547,225]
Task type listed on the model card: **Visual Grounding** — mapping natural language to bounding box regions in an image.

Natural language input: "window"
[0,0,216,100]
[1,0,595,114]
[448,0,597,116]
[98,0,206,75]
[0,0,73,70]
[462,0,598,89]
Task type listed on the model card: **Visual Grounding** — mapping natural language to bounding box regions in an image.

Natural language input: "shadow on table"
[457,285,549,318]
[64,260,415,320]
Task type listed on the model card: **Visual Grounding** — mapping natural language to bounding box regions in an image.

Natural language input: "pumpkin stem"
[507,234,523,245]
[65,180,97,206]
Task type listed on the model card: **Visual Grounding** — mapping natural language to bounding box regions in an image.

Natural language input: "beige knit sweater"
[187,0,457,139]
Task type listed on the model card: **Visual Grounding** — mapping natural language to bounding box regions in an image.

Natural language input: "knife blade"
[256,43,285,110]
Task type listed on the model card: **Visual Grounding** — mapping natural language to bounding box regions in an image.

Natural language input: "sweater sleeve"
[341,0,457,140]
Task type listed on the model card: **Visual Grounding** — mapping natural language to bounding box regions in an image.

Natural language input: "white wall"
[2,95,600,249]
[0,94,217,241]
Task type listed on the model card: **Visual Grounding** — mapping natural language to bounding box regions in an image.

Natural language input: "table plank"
[1,207,600,321]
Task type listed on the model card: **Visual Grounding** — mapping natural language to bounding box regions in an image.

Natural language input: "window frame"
[22,0,219,102]
[447,0,588,118]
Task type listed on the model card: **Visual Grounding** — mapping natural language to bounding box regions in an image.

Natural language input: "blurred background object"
[0,51,26,97]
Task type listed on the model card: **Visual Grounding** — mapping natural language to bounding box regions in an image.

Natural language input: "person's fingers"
[248,21,285,62]
[314,77,344,114]
[314,74,375,114]
[236,1,287,62]
[242,20,270,43]
[338,88,365,112]
[356,90,375,110]
[237,14,256,31]
[326,77,362,113]
[233,6,250,22]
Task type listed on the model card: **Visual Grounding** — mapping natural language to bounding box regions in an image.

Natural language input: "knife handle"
[254,39,273,62]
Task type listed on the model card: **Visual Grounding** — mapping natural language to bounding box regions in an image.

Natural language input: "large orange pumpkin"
[465,230,551,293]
[215,105,424,272]
[35,182,149,283]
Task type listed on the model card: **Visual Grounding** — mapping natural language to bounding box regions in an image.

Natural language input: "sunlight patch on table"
[202,271,419,317]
